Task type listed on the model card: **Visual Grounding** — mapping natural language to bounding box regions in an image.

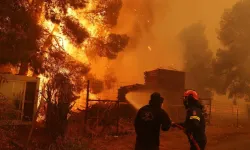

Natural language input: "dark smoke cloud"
[179,22,213,98]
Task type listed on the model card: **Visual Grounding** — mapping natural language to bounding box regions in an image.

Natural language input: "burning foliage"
[67,0,87,9]
[212,0,250,100]
[179,22,213,97]
[87,34,129,59]
[43,73,78,138]
[0,2,131,139]
[106,34,129,54]
[41,48,91,138]
[42,48,90,92]
[0,0,44,74]
[62,17,89,46]
[95,0,123,27]
[0,0,130,92]
[44,0,87,23]
[39,0,130,102]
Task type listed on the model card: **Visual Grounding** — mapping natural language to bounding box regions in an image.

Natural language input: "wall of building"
[0,74,39,122]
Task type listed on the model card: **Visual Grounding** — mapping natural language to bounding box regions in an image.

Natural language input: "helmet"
[184,90,199,100]
[149,92,164,105]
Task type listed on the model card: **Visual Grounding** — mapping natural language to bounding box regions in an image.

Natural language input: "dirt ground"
[90,125,250,150]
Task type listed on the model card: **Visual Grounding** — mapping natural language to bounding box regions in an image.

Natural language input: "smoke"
[117,0,156,48]
[104,0,239,87]
[178,22,213,97]
[90,0,171,85]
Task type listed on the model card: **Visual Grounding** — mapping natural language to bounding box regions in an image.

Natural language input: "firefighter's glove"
[171,122,178,128]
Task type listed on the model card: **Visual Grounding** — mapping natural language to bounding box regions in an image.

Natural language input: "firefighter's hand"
[171,122,177,128]
[171,122,183,128]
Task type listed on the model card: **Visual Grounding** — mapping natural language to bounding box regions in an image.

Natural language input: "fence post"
[116,99,120,136]
[84,80,90,133]
[209,98,212,124]
[176,107,179,122]
[237,105,239,128]
[248,104,250,120]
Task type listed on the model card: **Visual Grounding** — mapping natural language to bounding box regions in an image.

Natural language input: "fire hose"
[172,123,201,150]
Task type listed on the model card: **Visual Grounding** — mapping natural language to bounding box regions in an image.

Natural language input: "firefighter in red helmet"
[173,90,207,150]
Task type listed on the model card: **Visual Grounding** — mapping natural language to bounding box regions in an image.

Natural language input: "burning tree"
[0,0,45,75]
[0,0,129,76]
[0,0,130,143]
[212,0,250,101]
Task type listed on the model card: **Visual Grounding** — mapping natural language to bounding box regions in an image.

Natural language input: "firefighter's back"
[134,105,171,150]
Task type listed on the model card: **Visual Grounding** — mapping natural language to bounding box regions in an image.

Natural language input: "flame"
[37,74,49,107]
[27,68,33,77]
[36,1,115,111]
[66,7,109,38]
[72,91,99,112]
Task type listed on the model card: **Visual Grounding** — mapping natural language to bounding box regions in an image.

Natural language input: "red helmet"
[184,90,199,100]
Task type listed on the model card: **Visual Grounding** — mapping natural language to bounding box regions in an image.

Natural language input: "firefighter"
[134,92,172,150]
[173,90,207,150]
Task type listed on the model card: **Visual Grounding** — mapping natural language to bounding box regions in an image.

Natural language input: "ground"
[89,125,250,150]
[2,122,250,149]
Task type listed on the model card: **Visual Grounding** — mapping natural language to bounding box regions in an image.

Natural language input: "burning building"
[118,68,186,121]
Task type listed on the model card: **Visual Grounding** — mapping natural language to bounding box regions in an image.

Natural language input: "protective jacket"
[179,105,207,150]
[134,105,172,150]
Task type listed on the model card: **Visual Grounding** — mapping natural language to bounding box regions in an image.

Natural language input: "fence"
[83,80,132,136]
[168,97,250,127]
[210,98,250,127]
[82,80,250,136]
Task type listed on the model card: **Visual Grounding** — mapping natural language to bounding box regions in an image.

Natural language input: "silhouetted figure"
[173,90,207,150]
[134,92,172,150]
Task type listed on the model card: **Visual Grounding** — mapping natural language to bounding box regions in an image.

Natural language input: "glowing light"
[27,68,33,77]
[37,74,49,107]
[148,46,152,51]
[72,91,99,112]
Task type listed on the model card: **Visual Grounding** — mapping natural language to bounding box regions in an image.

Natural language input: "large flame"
[36,1,118,110]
